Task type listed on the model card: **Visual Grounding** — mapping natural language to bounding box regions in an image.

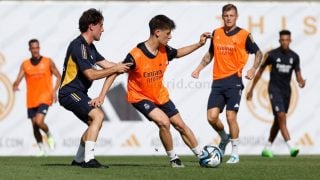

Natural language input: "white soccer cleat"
[226,155,239,164]
[47,136,56,150]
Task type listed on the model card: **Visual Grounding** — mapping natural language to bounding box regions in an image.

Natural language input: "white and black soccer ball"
[199,145,223,168]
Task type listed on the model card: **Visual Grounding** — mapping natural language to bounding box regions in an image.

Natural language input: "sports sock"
[85,141,96,162]
[230,139,239,157]
[166,150,179,161]
[46,131,52,138]
[286,139,293,150]
[264,141,272,150]
[191,145,202,159]
[74,143,85,162]
[38,142,45,151]
[217,130,228,141]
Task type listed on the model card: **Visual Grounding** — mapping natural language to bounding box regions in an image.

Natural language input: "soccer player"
[120,14,211,168]
[191,4,262,164]
[246,30,306,158]
[58,8,131,168]
[13,39,61,156]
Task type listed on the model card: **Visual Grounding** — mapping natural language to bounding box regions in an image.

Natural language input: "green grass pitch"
[1,155,319,180]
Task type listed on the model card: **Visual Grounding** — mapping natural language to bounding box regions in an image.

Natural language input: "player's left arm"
[49,58,62,102]
[245,34,263,80]
[176,32,211,58]
[294,56,306,88]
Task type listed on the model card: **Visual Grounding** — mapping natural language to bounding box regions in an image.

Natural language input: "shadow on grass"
[41,163,166,167]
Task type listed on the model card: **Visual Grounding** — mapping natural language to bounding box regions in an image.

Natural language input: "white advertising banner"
[0,1,319,156]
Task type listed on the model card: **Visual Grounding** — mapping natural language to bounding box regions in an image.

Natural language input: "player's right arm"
[246,53,269,100]
[82,63,131,81]
[191,51,213,79]
[12,64,25,91]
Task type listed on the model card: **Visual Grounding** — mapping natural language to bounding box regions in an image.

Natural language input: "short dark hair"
[279,30,291,36]
[28,39,39,47]
[149,15,176,35]
[79,8,104,33]
[222,4,238,14]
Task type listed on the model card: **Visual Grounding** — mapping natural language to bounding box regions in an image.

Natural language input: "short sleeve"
[165,45,177,61]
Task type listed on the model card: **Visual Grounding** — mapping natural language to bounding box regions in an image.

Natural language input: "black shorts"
[207,74,244,112]
[269,91,291,115]
[132,99,179,121]
[27,104,49,119]
[58,91,93,123]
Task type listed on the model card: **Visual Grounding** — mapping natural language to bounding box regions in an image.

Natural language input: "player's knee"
[208,115,219,125]
[157,119,171,130]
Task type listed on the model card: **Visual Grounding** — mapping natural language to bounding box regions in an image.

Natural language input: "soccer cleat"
[226,155,239,164]
[218,135,231,156]
[35,150,46,157]
[170,158,185,168]
[261,149,274,158]
[71,160,84,167]
[290,148,299,157]
[82,159,109,168]
[47,136,55,150]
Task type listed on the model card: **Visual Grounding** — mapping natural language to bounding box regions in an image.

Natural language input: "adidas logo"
[296,133,314,146]
[234,104,239,108]
[121,134,141,147]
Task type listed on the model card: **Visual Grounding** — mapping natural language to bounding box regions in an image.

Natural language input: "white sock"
[47,131,52,138]
[264,141,272,150]
[166,150,178,161]
[74,143,85,163]
[191,145,202,159]
[286,140,293,150]
[217,130,228,141]
[85,141,96,162]
[230,139,239,157]
[38,142,45,150]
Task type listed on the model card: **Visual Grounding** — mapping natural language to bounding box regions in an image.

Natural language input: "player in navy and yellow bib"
[58,8,130,168]
[122,14,211,168]
[192,4,263,163]
[247,30,306,158]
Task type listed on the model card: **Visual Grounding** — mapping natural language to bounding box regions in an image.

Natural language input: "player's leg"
[262,116,279,157]
[224,78,243,164]
[132,100,183,168]
[169,113,202,159]
[59,92,107,168]
[207,86,230,155]
[33,104,55,150]
[28,107,45,156]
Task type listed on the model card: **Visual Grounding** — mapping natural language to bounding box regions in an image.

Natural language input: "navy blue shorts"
[269,91,291,115]
[207,74,244,112]
[132,99,179,121]
[27,104,49,119]
[58,91,93,123]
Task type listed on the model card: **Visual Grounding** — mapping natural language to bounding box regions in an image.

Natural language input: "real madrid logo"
[245,74,298,124]
[0,52,15,121]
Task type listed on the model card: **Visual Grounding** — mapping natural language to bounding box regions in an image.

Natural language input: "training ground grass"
[1,155,319,180]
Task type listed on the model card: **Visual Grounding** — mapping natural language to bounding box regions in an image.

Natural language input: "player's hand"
[298,79,306,88]
[89,97,104,108]
[246,90,253,101]
[199,32,212,46]
[12,82,19,91]
[115,63,132,74]
[191,70,200,79]
[245,68,256,80]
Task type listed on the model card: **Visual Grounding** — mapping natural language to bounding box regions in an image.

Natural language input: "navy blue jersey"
[261,47,300,92]
[59,35,105,96]
[123,42,177,68]
[208,27,260,55]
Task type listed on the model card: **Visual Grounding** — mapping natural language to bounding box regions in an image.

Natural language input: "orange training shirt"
[22,57,53,108]
[127,45,169,105]
[212,27,250,80]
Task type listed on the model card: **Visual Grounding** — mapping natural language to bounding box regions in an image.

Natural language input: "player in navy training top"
[247,30,306,158]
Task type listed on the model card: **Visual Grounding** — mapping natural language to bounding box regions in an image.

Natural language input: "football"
[199,145,223,168]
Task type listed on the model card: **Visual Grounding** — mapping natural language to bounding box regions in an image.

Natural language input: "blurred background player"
[120,14,211,168]
[247,30,306,158]
[58,8,130,168]
[13,39,61,156]
[191,4,262,164]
